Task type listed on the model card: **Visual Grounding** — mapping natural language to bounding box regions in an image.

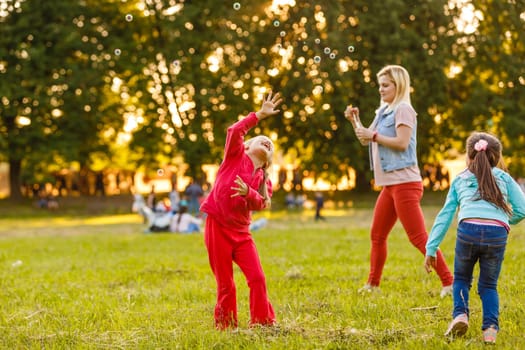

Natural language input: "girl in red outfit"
[344,65,453,296]
[200,91,282,330]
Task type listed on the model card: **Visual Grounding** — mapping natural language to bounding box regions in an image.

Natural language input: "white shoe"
[358,283,380,294]
[444,313,469,337]
[440,285,452,298]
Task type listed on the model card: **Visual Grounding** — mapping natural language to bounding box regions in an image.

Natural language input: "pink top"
[371,104,422,186]
[200,112,272,232]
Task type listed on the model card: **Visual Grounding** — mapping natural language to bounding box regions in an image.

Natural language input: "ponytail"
[466,132,511,216]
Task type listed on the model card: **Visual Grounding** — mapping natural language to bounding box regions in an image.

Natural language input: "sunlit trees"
[1,0,524,199]
[438,0,525,176]
[0,0,129,198]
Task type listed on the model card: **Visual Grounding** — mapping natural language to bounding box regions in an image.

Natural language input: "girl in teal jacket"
[425,132,525,344]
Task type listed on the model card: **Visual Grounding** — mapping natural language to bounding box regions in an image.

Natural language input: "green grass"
[0,197,524,349]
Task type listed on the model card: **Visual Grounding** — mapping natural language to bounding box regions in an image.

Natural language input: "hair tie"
[474,139,488,152]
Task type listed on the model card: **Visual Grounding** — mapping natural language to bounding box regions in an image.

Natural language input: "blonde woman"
[345,65,453,296]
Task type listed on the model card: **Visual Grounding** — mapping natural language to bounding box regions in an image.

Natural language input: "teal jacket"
[426,167,525,257]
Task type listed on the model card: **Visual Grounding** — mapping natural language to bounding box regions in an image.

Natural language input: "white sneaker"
[358,283,380,294]
[444,313,469,337]
[440,285,453,298]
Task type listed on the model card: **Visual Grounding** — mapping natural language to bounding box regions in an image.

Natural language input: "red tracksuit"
[200,112,275,329]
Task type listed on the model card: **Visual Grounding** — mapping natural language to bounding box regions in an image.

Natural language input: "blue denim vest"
[369,103,418,172]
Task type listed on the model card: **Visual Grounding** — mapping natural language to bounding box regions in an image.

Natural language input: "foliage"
[1,0,525,198]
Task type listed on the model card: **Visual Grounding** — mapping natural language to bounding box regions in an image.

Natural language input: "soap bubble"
[114,48,121,56]
[233,2,241,10]
[125,14,133,22]
[314,56,321,63]
[348,45,355,53]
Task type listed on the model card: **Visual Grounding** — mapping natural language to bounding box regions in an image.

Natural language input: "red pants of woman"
[367,181,453,287]
[204,217,275,329]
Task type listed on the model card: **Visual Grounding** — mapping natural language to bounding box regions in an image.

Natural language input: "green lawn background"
[0,193,524,349]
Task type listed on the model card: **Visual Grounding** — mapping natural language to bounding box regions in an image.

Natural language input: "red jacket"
[200,112,272,232]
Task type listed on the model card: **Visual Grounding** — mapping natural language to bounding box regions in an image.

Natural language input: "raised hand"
[256,91,283,120]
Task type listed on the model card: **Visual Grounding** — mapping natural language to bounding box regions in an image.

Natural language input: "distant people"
[95,172,105,196]
[345,64,453,295]
[47,195,59,210]
[155,197,170,212]
[147,185,157,211]
[200,91,282,330]
[314,192,325,221]
[295,193,306,209]
[169,184,181,214]
[250,217,268,231]
[285,193,295,209]
[185,179,204,215]
[36,191,59,210]
[170,200,202,233]
[425,132,525,344]
[292,167,303,191]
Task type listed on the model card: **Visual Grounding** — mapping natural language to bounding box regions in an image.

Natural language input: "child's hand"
[231,176,248,197]
[424,255,436,273]
[255,91,282,120]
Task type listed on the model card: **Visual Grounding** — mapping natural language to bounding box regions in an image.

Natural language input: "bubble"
[314,38,321,44]
[348,45,355,53]
[172,60,180,67]
[157,169,164,176]
[314,56,321,63]
[114,48,121,56]
[273,20,280,27]
[324,47,331,54]
[125,14,133,22]
[329,52,336,59]
[233,2,241,10]
[280,31,286,37]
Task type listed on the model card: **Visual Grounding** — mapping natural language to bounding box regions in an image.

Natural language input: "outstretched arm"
[255,91,282,120]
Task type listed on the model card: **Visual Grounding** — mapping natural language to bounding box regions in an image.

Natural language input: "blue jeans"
[453,221,508,331]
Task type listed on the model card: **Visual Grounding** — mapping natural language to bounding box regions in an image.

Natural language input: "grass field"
[0,194,524,349]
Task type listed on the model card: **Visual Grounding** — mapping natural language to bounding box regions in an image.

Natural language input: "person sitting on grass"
[169,200,202,234]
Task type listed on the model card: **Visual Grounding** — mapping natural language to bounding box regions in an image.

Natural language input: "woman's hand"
[231,175,248,197]
[354,127,374,143]
[256,91,282,120]
[344,105,362,129]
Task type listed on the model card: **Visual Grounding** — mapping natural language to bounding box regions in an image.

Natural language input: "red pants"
[367,182,453,287]
[204,217,275,329]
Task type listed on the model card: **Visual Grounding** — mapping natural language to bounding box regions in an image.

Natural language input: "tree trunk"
[354,168,372,192]
[8,158,23,201]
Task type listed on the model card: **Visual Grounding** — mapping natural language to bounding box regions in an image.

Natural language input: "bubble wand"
[348,105,362,128]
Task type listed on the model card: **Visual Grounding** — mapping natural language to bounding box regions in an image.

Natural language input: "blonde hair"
[244,135,273,208]
[377,65,412,111]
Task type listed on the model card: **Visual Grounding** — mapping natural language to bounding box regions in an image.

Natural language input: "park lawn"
[0,203,524,349]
